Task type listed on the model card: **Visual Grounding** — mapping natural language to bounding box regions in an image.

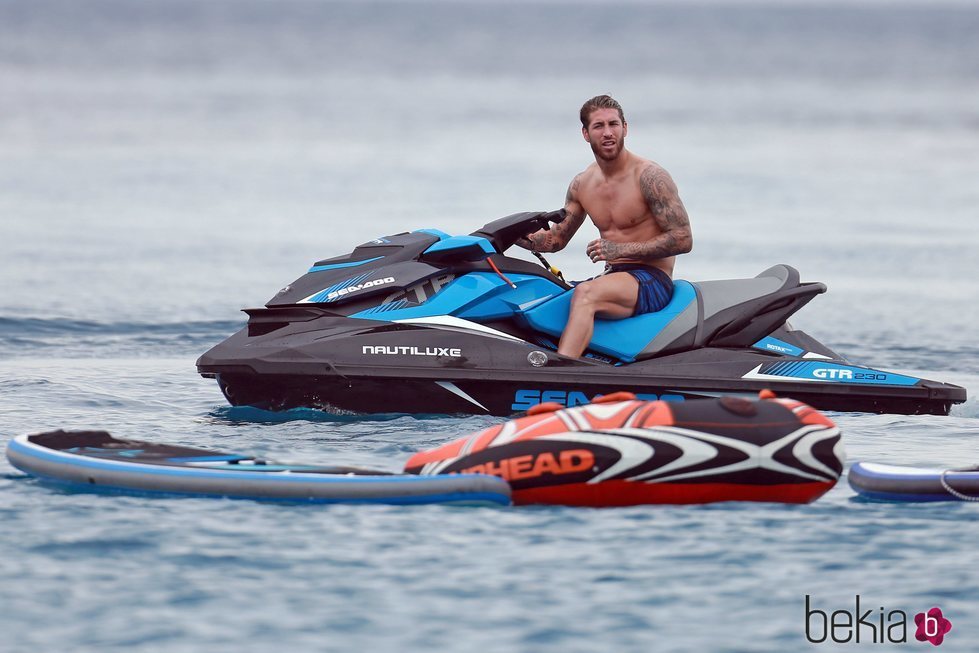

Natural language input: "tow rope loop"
[531,251,564,282]
[939,468,979,502]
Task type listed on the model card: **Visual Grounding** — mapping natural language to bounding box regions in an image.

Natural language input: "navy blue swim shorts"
[606,264,674,316]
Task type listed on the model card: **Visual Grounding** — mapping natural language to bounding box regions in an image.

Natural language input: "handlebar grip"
[542,208,567,224]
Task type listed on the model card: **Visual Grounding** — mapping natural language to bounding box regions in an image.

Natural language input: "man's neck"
[594,149,631,178]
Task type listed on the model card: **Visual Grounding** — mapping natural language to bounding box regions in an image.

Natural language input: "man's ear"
[622,121,628,137]
[581,126,589,142]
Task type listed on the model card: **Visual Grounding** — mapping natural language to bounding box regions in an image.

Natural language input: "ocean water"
[2,1,978,651]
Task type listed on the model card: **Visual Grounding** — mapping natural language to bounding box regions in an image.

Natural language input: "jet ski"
[197,210,966,416]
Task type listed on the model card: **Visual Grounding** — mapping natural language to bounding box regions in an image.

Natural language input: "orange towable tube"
[405,392,843,506]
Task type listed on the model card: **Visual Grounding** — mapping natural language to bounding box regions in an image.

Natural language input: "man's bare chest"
[580,179,648,230]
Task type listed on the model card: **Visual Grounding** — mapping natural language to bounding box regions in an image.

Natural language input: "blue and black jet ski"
[197,211,966,416]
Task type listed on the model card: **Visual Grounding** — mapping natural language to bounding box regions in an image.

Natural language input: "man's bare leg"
[557,272,639,359]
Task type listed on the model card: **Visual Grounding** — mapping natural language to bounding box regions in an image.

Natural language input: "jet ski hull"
[199,323,964,416]
[205,368,960,416]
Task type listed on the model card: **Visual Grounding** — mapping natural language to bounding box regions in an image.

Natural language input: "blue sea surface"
[2,1,978,651]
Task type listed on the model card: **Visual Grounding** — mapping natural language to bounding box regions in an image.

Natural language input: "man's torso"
[576,154,675,276]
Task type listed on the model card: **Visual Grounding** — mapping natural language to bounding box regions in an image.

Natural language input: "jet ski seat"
[520,265,816,362]
[520,280,698,362]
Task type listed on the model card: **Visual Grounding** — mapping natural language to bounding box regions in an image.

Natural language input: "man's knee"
[570,281,600,310]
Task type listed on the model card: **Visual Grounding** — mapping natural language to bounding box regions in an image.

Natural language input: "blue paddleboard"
[849,462,979,502]
[6,430,511,505]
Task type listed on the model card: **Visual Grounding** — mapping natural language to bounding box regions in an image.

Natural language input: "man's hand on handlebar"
[541,208,567,225]
[515,209,567,251]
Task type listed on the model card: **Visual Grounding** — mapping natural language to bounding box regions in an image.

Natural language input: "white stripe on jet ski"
[742,364,824,383]
[393,315,526,342]
[435,381,489,412]
[517,296,552,311]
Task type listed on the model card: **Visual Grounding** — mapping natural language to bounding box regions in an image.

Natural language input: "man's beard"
[591,137,624,161]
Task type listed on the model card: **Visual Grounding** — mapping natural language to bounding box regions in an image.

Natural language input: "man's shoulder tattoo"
[566,174,582,203]
[639,165,676,207]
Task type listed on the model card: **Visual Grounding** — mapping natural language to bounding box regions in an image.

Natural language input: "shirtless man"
[517,95,692,359]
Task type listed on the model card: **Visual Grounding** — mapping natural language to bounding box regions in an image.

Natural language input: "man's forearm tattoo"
[525,177,585,252]
[526,209,583,252]
[597,233,681,261]
[526,230,557,251]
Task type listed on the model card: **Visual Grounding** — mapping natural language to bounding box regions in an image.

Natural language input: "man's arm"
[587,165,693,263]
[516,176,587,252]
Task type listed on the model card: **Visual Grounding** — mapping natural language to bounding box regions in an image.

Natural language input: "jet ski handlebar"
[540,208,568,225]
[470,209,567,253]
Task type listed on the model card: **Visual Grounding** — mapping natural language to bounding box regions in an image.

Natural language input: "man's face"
[582,108,627,161]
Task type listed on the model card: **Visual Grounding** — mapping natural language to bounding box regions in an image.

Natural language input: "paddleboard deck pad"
[849,462,979,502]
[6,430,511,505]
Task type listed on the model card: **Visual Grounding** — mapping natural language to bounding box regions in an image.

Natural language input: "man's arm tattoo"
[641,166,691,233]
[523,176,586,252]
[618,166,692,259]
[566,175,579,205]
[525,210,584,251]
